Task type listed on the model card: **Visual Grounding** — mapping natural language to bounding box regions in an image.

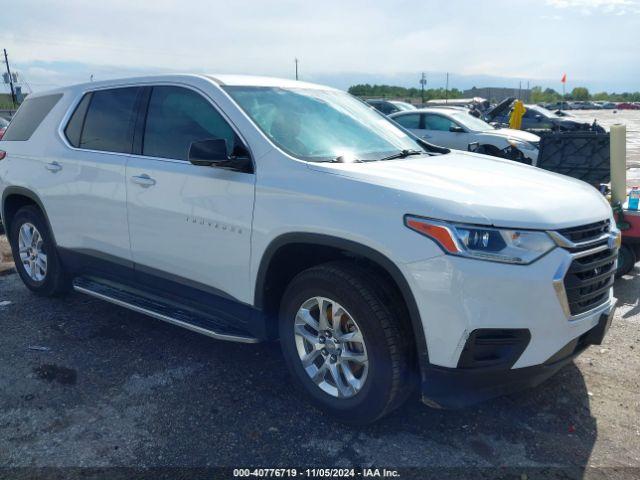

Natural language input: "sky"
[1,0,639,94]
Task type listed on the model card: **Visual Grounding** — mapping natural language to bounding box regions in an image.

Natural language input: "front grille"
[557,220,610,244]
[559,220,616,316]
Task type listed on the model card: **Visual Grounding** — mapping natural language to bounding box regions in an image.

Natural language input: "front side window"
[224,86,424,162]
[80,87,140,153]
[394,114,421,129]
[143,86,241,161]
[423,113,456,132]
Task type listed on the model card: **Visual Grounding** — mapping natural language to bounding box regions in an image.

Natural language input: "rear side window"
[2,94,63,141]
[64,93,92,147]
[142,86,239,161]
[79,87,140,153]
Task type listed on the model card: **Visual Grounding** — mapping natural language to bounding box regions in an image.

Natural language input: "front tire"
[9,205,70,296]
[616,244,636,278]
[279,261,414,424]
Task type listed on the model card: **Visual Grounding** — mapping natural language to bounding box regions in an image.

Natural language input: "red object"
[0,127,5,140]
[0,150,6,160]
[568,425,576,433]
[617,102,640,110]
[561,73,567,84]
[620,209,640,239]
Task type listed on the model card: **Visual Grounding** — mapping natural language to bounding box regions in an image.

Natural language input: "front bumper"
[403,247,615,369]
[421,303,615,408]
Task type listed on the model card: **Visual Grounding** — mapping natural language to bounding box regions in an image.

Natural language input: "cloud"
[0,0,638,93]
[546,0,639,14]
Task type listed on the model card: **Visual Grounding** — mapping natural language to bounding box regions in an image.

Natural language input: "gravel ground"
[0,238,638,478]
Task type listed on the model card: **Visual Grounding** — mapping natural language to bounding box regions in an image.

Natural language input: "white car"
[390,107,541,165]
[0,75,619,424]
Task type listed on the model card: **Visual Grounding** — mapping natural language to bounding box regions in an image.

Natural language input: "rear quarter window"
[2,94,63,141]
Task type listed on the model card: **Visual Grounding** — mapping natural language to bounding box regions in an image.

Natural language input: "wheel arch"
[1,187,56,245]
[255,233,430,377]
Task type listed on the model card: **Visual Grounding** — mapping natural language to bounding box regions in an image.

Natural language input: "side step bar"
[73,277,259,344]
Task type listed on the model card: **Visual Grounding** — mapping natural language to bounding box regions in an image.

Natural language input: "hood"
[309,152,611,230]
[484,97,515,120]
[488,128,540,143]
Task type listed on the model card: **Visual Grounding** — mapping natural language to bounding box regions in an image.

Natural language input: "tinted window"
[64,93,92,147]
[80,87,140,153]
[2,94,62,141]
[143,86,239,161]
[423,113,456,131]
[394,114,421,129]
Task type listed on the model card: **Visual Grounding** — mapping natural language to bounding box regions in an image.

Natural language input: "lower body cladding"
[403,247,617,408]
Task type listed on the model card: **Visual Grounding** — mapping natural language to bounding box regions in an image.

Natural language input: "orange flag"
[561,73,567,83]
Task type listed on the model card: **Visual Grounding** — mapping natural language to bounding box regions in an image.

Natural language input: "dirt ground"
[0,234,638,478]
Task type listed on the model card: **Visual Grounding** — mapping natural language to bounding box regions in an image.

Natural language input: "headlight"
[405,216,556,264]
[508,139,537,151]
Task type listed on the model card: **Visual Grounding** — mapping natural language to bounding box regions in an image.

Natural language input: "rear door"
[125,85,255,303]
[4,88,140,271]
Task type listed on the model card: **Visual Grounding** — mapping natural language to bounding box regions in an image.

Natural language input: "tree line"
[348,84,640,103]
[348,84,464,101]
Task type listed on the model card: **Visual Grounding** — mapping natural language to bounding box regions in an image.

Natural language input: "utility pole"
[445,72,449,104]
[294,58,299,81]
[3,49,17,108]
[420,72,427,106]
[518,80,522,100]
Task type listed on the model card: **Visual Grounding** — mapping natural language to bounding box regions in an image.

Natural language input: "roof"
[26,74,338,99]
[389,107,465,117]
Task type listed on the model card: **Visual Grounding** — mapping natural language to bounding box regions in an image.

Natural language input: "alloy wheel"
[18,222,47,282]
[294,296,369,398]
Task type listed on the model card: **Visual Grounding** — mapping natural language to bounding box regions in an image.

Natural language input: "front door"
[125,85,255,304]
[422,113,472,150]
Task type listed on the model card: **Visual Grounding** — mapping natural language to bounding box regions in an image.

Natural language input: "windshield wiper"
[330,155,363,163]
[377,149,423,161]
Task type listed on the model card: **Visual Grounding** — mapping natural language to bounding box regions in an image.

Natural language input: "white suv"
[0,75,619,424]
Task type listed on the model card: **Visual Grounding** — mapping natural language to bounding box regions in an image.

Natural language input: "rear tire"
[9,206,70,296]
[279,261,415,424]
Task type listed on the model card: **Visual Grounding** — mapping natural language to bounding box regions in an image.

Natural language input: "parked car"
[486,99,604,133]
[390,107,540,164]
[0,117,9,141]
[0,75,619,423]
[366,99,417,115]
[617,102,640,110]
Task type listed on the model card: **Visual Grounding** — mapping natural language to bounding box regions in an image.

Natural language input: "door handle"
[45,161,62,173]
[131,174,156,187]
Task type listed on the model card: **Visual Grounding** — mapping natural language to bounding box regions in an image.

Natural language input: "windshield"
[528,105,559,119]
[223,86,424,162]
[449,111,495,132]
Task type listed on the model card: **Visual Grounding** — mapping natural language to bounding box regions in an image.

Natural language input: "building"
[463,86,531,104]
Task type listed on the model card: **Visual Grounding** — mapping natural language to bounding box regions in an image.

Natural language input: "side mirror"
[468,141,480,152]
[535,114,542,121]
[189,139,253,173]
[449,125,465,133]
[189,139,229,166]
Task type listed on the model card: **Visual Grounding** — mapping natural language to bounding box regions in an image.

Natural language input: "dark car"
[365,99,417,115]
[485,98,604,133]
